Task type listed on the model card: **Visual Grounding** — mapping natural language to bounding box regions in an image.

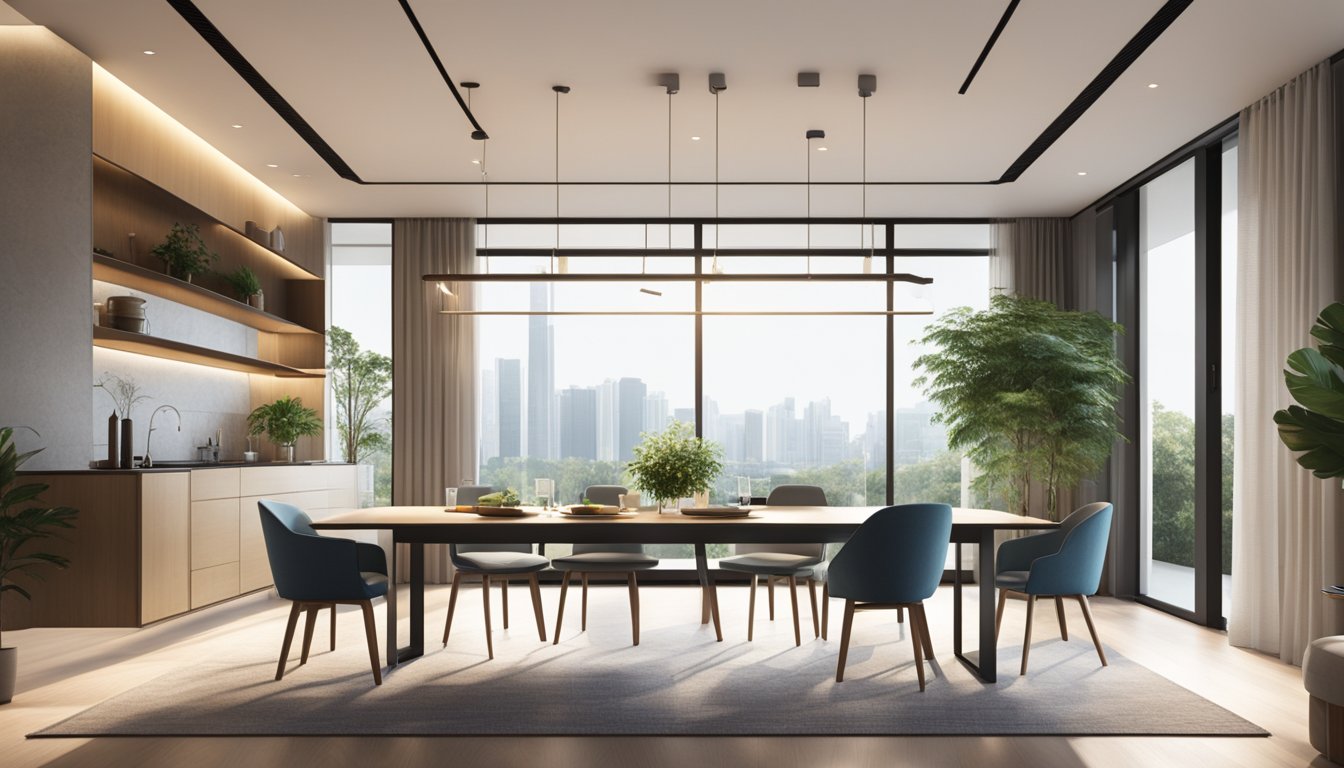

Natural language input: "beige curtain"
[392,218,476,583]
[990,218,1073,308]
[1230,60,1343,664]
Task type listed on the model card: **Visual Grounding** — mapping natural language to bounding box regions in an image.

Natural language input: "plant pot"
[280,444,296,463]
[0,646,15,705]
[248,291,264,311]
[659,497,681,515]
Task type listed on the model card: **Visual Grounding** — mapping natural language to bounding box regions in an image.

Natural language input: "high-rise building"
[526,281,554,459]
[673,407,695,426]
[617,377,647,461]
[559,386,598,460]
[480,368,499,462]
[863,410,887,471]
[894,402,947,465]
[597,379,617,461]
[644,391,669,433]
[766,397,798,465]
[497,358,522,458]
[744,409,764,464]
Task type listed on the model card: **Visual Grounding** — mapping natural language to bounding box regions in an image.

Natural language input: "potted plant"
[1274,302,1344,481]
[0,427,78,704]
[247,396,322,463]
[224,265,264,310]
[913,294,1128,519]
[328,327,392,465]
[151,222,217,283]
[626,421,723,513]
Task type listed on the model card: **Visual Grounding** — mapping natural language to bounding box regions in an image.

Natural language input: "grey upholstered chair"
[442,485,549,659]
[549,484,660,646]
[716,484,828,645]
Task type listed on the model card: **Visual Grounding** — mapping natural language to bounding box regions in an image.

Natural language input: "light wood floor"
[0,582,1322,768]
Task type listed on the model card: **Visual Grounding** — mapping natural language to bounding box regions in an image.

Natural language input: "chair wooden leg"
[700,584,711,624]
[897,606,905,624]
[835,599,856,682]
[300,605,319,665]
[808,578,820,638]
[910,603,927,692]
[914,602,935,660]
[627,572,640,646]
[994,588,1009,642]
[747,575,758,642]
[822,582,829,640]
[768,577,776,620]
[329,604,337,651]
[528,573,547,641]
[501,577,509,630]
[553,572,570,645]
[442,571,463,646]
[359,600,382,685]
[1076,595,1108,666]
[788,575,801,647]
[581,573,590,632]
[275,602,302,681]
[481,574,494,660]
[1054,595,1068,640]
[1021,594,1037,676]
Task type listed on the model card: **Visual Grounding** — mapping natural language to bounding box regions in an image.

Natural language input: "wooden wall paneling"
[284,279,327,334]
[189,467,240,502]
[140,472,190,624]
[190,498,239,570]
[0,474,139,629]
[190,562,240,609]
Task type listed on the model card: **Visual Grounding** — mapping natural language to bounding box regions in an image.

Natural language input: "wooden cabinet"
[140,472,191,624]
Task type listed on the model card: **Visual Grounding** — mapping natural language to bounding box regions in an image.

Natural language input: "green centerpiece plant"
[1274,302,1344,481]
[626,421,723,511]
[247,396,322,463]
[0,427,78,704]
[151,223,218,282]
[913,294,1128,520]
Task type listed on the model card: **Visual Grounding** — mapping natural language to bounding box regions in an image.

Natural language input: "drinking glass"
[737,476,752,507]
[445,487,458,508]
[535,478,554,509]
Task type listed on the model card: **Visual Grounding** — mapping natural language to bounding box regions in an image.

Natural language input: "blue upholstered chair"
[994,502,1113,675]
[550,484,660,646]
[717,484,828,645]
[258,499,388,685]
[828,503,952,689]
[443,485,549,659]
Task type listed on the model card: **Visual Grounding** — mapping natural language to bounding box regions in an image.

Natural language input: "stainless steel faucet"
[143,405,181,468]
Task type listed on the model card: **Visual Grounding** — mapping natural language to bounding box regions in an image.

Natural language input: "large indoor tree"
[914,294,1128,519]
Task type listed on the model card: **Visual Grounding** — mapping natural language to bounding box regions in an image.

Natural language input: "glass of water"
[445,487,458,508]
[535,478,554,509]
[736,476,752,507]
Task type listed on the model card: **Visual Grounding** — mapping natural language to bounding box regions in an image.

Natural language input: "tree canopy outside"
[328,326,392,465]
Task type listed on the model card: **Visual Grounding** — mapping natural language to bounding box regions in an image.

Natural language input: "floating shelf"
[92,326,323,378]
[94,255,322,335]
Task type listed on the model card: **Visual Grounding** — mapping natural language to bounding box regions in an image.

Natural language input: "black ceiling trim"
[996,0,1195,183]
[168,0,1188,189]
[397,0,490,140]
[164,0,362,182]
[959,0,1019,95]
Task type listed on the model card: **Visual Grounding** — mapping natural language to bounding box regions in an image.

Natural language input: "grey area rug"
[32,613,1265,737]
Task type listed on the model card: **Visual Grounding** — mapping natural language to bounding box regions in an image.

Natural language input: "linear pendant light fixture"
[859,74,876,275]
[553,85,570,275]
[805,129,824,275]
[710,72,726,274]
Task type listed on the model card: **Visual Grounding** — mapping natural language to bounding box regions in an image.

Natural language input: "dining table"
[312,505,1056,683]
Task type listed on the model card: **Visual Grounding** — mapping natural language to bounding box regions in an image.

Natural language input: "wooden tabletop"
[312,505,1056,545]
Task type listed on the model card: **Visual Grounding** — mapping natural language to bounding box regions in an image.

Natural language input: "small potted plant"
[626,421,723,513]
[225,266,264,310]
[151,223,218,283]
[0,427,78,704]
[246,396,322,463]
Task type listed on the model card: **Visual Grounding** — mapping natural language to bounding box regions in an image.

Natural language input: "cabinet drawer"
[191,562,240,609]
[191,498,240,570]
[243,491,328,518]
[240,466,327,496]
[239,498,272,593]
[191,468,240,501]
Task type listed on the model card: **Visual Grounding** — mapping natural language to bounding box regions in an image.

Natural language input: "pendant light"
[805,129,825,275]
[642,73,680,298]
[858,74,876,275]
[463,81,487,278]
[552,85,569,275]
[709,72,727,275]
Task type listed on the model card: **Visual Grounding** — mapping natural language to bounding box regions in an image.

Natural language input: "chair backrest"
[1035,502,1113,596]
[449,485,531,558]
[258,498,359,601]
[736,484,829,558]
[455,485,494,506]
[765,484,828,506]
[573,542,645,555]
[827,504,953,604]
[583,485,627,506]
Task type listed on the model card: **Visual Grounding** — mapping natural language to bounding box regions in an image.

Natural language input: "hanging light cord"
[806,133,812,275]
[862,94,868,255]
[554,87,560,273]
[714,90,720,269]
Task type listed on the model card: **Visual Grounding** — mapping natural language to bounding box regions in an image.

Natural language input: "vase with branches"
[626,421,723,512]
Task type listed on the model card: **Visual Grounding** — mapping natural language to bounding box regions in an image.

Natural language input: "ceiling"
[6,0,1344,219]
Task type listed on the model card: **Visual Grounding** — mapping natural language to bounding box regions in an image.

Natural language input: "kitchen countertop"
[21,461,353,475]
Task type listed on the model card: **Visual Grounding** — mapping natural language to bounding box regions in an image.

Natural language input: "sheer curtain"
[391,218,476,583]
[1230,60,1343,664]
[990,217,1073,308]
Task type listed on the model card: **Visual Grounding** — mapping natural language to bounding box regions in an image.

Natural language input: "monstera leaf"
[1275,302,1344,479]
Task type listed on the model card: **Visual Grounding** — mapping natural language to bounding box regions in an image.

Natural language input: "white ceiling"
[6,0,1344,219]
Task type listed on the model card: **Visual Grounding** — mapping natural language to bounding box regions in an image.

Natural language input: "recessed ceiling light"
[690,136,701,141]
[817,146,828,152]
[231,124,243,129]
[471,159,481,164]
[143,50,156,56]
[265,163,278,168]
[1077,171,1088,176]
[1147,83,1159,89]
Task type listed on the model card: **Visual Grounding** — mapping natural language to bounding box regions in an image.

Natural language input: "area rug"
[31,606,1266,738]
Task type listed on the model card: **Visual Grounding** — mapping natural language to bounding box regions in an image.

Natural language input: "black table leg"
[694,543,723,642]
[385,536,398,667]
[952,542,963,657]
[952,531,998,683]
[404,542,425,663]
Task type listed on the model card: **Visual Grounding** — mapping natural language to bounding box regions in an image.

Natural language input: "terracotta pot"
[0,646,16,705]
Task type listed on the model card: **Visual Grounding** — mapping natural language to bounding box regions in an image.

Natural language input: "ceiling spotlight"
[471,159,481,164]
[657,72,680,95]
[143,50,156,56]
[265,163,278,168]
[691,136,701,141]
[817,146,828,152]
[857,73,877,97]
[231,124,243,129]
[708,72,727,94]
[1077,171,1088,176]
[1147,83,1159,89]
[797,72,820,88]
[292,173,302,177]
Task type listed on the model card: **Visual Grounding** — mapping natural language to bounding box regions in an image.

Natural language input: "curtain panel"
[392,218,477,583]
[1230,60,1342,664]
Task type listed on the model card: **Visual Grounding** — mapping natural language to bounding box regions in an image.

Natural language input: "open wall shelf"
[93,326,323,378]
[94,255,322,336]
